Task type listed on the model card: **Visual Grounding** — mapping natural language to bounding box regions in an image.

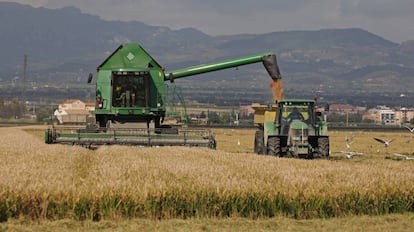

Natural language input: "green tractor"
[254,99,329,159]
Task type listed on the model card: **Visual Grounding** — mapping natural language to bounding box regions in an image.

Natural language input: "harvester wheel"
[267,137,281,156]
[96,116,107,129]
[45,128,54,144]
[317,137,329,159]
[254,130,265,154]
[208,137,217,150]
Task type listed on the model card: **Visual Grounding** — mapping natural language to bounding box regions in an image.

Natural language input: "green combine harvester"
[45,43,282,148]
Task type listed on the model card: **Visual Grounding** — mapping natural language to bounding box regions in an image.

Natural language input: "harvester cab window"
[112,71,150,107]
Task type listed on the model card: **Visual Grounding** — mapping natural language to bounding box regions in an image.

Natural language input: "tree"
[208,112,220,124]
[35,107,53,122]
[327,113,363,123]
[361,118,375,123]
[221,112,232,124]
[0,100,25,119]
[0,98,4,118]
[10,100,25,118]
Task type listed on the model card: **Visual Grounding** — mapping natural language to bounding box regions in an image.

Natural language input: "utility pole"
[22,54,27,103]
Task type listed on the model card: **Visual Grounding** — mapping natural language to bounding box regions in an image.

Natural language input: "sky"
[2,0,414,42]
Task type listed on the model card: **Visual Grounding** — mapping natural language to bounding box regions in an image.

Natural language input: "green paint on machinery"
[45,127,216,149]
[45,43,281,148]
[254,99,330,159]
[93,43,280,128]
[165,84,189,124]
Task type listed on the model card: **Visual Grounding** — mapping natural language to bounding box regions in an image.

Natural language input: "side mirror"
[87,73,93,84]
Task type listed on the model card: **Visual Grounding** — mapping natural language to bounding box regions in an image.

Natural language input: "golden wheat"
[0,127,413,220]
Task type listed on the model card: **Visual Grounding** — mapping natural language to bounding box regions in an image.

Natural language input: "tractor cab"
[276,100,315,135]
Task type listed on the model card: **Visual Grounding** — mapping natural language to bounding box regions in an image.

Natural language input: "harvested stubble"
[0,127,413,221]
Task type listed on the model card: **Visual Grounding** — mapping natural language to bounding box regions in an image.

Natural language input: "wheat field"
[0,126,413,222]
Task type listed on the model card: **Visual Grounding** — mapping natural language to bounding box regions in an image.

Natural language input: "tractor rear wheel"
[267,137,281,156]
[254,130,265,154]
[317,137,330,159]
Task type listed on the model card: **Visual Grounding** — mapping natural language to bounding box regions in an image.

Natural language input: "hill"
[0,2,413,106]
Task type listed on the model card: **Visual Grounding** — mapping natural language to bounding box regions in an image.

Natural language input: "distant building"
[54,99,94,124]
[395,107,414,124]
[362,108,379,123]
[379,108,396,125]
[85,101,95,112]
[328,104,361,115]
[362,106,395,125]
[239,105,255,117]
[58,99,85,112]
[362,105,414,125]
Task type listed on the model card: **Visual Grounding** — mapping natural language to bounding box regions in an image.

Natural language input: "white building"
[54,99,93,124]
[363,105,413,125]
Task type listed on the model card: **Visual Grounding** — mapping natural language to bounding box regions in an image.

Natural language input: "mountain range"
[0,2,413,107]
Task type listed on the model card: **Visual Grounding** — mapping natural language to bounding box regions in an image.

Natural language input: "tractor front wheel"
[267,137,281,156]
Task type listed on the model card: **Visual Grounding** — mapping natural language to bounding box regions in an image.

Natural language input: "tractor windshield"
[279,101,314,124]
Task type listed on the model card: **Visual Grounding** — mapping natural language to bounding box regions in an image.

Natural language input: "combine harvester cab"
[46,43,281,149]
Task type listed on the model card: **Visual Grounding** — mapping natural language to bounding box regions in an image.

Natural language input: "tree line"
[0,99,26,119]
[0,99,53,122]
